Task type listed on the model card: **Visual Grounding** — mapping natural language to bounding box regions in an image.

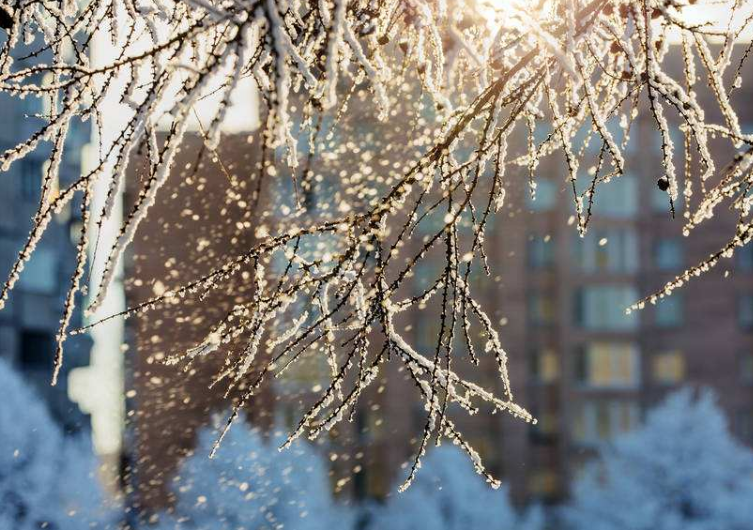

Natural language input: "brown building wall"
[506,45,753,502]
[356,44,753,505]
[122,132,275,515]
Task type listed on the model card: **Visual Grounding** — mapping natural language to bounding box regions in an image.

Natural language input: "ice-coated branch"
[1,0,752,490]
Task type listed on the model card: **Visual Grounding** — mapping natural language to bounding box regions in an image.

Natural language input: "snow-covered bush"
[367,444,543,530]
[563,388,753,530]
[0,358,111,530]
[155,415,353,530]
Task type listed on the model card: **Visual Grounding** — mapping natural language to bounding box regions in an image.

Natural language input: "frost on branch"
[1,0,753,488]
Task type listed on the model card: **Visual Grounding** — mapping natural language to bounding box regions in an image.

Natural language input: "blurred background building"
[0,79,92,434]
[0,41,751,520]
[114,46,753,517]
[366,48,753,504]
[0,6,751,529]
[120,132,277,519]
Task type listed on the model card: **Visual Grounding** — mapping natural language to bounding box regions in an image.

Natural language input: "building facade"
[512,50,753,502]
[119,45,753,515]
[351,47,753,504]
[121,132,278,517]
[0,77,92,433]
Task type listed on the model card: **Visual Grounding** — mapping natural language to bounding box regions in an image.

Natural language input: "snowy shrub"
[0,358,112,530]
[156,415,353,530]
[563,388,753,530]
[367,444,543,530]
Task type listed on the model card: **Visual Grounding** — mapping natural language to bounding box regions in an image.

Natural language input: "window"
[530,407,558,445]
[572,229,638,273]
[356,406,384,443]
[654,238,683,270]
[736,244,753,272]
[69,218,85,244]
[467,436,493,463]
[527,235,555,270]
[530,347,559,383]
[19,331,54,369]
[575,342,640,388]
[528,470,558,496]
[411,258,443,296]
[737,411,753,443]
[574,285,638,330]
[741,353,753,384]
[527,179,558,211]
[573,400,640,443]
[653,350,685,385]
[20,159,41,201]
[581,174,637,218]
[363,461,389,499]
[276,351,331,393]
[415,316,441,353]
[529,292,555,326]
[17,247,58,295]
[655,294,683,328]
[652,184,677,213]
[738,295,753,330]
[531,412,557,436]
[571,121,637,155]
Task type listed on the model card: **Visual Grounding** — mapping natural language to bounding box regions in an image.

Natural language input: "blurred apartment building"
[119,46,753,514]
[349,47,753,504]
[504,50,753,502]
[121,132,278,516]
[0,84,92,433]
[491,110,753,502]
[119,92,428,516]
